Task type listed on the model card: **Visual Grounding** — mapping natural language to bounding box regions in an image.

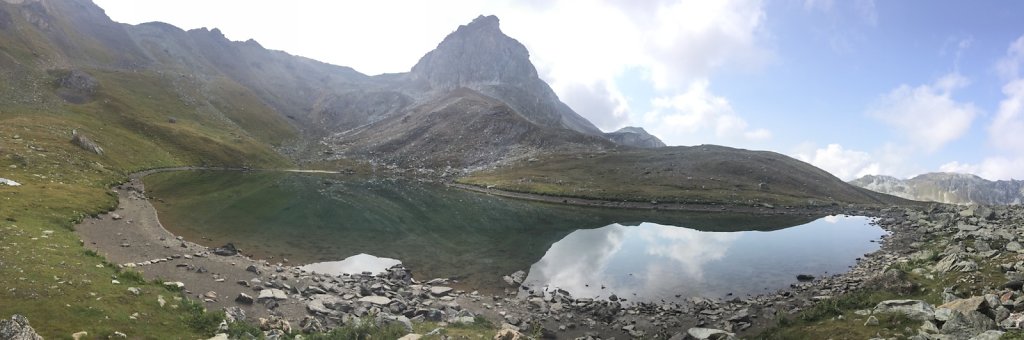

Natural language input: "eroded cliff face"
[851,173,1024,205]
[410,15,603,136]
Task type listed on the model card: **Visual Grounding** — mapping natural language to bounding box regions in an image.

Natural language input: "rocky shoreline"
[71,170,1024,339]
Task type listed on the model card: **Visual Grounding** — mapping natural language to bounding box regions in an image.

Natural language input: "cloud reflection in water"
[521,216,883,303]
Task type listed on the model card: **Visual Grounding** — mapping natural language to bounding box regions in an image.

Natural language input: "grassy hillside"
[0,2,295,336]
[459,145,908,207]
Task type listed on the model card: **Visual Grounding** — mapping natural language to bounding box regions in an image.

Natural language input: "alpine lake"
[144,170,886,304]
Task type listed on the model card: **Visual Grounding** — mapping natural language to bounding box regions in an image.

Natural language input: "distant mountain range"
[850,173,1024,205]
[0,0,905,206]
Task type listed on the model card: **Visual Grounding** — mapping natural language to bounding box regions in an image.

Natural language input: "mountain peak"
[606,126,667,148]
[466,15,500,32]
[410,14,537,88]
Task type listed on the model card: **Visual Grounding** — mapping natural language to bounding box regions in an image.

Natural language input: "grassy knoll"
[458,146,908,207]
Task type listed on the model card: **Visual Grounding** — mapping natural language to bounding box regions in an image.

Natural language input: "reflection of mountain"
[521,217,884,302]
[145,170,828,290]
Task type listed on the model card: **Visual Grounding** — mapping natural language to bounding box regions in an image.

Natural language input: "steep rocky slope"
[852,173,1024,205]
[0,0,905,209]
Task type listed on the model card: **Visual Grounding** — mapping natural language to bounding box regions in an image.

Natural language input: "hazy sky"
[93,0,1024,181]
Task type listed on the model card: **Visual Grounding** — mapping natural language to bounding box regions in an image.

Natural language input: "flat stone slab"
[358,296,392,305]
[257,289,288,301]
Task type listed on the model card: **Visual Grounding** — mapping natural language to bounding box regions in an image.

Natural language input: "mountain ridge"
[851,172,1024,205]
[0,0,904,207]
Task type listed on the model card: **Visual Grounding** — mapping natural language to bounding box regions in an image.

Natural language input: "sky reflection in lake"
[521,216,884,302]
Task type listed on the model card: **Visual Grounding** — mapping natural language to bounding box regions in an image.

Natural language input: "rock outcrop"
[0,315,43,340]
[410,15,602,136]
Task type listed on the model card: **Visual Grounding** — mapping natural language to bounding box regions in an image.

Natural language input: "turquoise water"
[145,170,884,300]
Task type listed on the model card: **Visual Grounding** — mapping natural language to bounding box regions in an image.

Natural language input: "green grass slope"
[459,145,909,207]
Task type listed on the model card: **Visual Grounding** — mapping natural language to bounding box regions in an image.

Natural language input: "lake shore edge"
[72,168,992,338]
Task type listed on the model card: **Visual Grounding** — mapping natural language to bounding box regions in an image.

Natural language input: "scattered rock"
[430,286,454,297]
[939,296,987,314]
[686,327,736,340]
[300,316,326,334]
[0,178,20,187]
[257,289,287,302]
[0,315,43,340]
[127,287,141,295]
[358,295,392,306]
[494,324,523,340]
[212,243,238,256]
[163,281,184,289]
[70,129,103,155]
[970,330,1005,340]
[873,300,936,321]
[72,331,88,340]
[235,293,254,304]
[224,306,246,323]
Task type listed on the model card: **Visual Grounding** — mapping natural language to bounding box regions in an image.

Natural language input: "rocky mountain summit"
[604,126,666,148]
[852,173,1024,205]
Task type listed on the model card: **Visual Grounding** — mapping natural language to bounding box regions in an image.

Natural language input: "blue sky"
[94,0,1024,180]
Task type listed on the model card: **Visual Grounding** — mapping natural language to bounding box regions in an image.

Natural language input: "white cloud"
[940,158,1024,181]
[641,79,771,147]
[793,144,880,181]
[559,81,631,131]
[868,73,979,153]
[990,79,1024,154]
[946,35,1024,181]
[997,35,1024,79]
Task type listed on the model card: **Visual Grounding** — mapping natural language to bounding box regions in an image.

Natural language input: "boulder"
[70,129,103,155]
[0,315,43,340]
[1008,242,1023,252]
[939,296,987,314]
[940,310,996,339]
[0,178,20,186]
[873,300,936,321]
[686,327,736,340]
